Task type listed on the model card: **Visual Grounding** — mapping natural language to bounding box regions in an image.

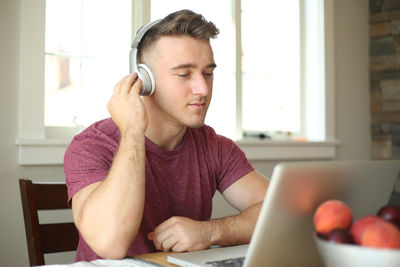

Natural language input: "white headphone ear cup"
[137,63,156,96]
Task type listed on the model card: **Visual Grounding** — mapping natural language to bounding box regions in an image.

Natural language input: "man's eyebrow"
[170,63,217,70]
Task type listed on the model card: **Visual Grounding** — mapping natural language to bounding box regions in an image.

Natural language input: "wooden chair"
[19,179,79,266]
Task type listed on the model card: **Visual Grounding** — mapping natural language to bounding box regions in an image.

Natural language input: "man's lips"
[188,102,205,109]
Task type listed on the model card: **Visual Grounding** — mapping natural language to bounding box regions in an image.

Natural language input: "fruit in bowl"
[377,204,400,228]
[313,200,353,235]
[361,220,400,249]
[350,215,381,245]
[313,201,400,267]
[326,229,354,244]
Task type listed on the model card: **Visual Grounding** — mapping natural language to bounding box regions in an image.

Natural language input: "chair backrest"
[19,179,79,266]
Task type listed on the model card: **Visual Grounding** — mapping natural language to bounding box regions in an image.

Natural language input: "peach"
[350,215,382,245]
[361,220,400,249]
[313,200,353,235]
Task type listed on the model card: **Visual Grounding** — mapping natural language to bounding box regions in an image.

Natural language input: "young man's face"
[145,35,216,128]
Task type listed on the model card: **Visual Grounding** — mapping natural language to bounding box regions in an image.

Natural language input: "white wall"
[334,0,370,160]
[0,0,370,266]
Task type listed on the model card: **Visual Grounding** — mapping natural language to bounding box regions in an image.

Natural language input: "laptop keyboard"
[205,257,245,267]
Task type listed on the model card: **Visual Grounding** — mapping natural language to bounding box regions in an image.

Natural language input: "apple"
[361,220,400,249]
[377,204,400,228]
[327,229,354,244]
[350,215,382,245]
[313,200,353,235]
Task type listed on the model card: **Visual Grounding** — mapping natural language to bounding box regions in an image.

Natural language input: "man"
[64,9,269,261]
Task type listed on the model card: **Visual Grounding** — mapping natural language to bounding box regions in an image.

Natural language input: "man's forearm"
[208,201,263,246]
[76,137,146,258]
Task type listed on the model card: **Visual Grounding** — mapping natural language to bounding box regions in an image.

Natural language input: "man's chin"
[184,113,208,128]
[187,121,205,129]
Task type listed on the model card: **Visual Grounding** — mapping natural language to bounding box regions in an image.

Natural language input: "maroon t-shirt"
[64,118,254,261]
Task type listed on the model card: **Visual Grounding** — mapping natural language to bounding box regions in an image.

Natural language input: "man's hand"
[148,216,213,252]
[107,72,148,140]
[147,171,269,253]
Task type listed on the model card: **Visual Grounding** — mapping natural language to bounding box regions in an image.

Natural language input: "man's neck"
[145,120,187,151]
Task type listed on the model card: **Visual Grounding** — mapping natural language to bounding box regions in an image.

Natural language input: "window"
[241,1,301,135]
[149,0,332,142]
[45,0,131,128]
[16,0,337,165]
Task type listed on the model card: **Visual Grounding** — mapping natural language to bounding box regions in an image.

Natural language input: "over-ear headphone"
[129,20,161,96]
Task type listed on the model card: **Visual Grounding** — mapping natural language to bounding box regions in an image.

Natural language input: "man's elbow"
[77,222,138,259]
[87,235,133,259]
[93,243,129,260]
[75,213,141,259]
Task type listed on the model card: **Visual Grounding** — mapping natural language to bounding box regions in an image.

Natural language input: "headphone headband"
[130,19,161,96]
[131,19,162,49]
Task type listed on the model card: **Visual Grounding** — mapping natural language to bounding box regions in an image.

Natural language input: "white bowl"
[314,234,400,267]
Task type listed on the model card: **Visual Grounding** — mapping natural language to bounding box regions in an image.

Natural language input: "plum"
[327,229,354,244]
[377,204,400,228]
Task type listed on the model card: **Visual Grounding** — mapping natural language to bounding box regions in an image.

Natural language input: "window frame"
[16,0,338,165]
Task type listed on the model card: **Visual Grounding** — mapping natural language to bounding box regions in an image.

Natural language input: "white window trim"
[16,0,338,165]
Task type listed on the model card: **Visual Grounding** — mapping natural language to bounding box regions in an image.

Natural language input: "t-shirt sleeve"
[64,127,117,204]
[216,135,254,193]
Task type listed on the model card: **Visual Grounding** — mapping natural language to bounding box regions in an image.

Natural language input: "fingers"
[149,218,176,251]
[107,72,148,134]
[147,232,154,241]
[157,233,179,252]
[130,78,143,96]
[151,225,175,251]
[149,217,196,252]
[120,72,138,94]
[113,72,141,95]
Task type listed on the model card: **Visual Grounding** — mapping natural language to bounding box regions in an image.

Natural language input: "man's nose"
[191,75,210,96]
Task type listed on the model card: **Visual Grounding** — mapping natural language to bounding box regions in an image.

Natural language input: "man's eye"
[178,73,189,77]
[205,72,214,77]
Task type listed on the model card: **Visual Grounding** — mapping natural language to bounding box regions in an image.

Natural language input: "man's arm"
[71,73,148,259]
[149,170,269,251]
[208,170,269,245]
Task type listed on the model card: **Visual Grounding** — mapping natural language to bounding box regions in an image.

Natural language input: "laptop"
[167,160,400,267]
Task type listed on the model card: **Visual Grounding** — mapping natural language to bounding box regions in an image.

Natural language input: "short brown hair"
[137,9,219,62]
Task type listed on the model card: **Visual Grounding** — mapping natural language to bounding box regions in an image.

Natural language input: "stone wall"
[370,0,400,160]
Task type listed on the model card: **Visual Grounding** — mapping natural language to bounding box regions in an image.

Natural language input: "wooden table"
[136,251,179,266]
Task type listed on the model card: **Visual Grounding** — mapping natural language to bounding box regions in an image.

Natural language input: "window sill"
[16,138,73,165]
[16,138,340,165]
[236,139,340,161]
